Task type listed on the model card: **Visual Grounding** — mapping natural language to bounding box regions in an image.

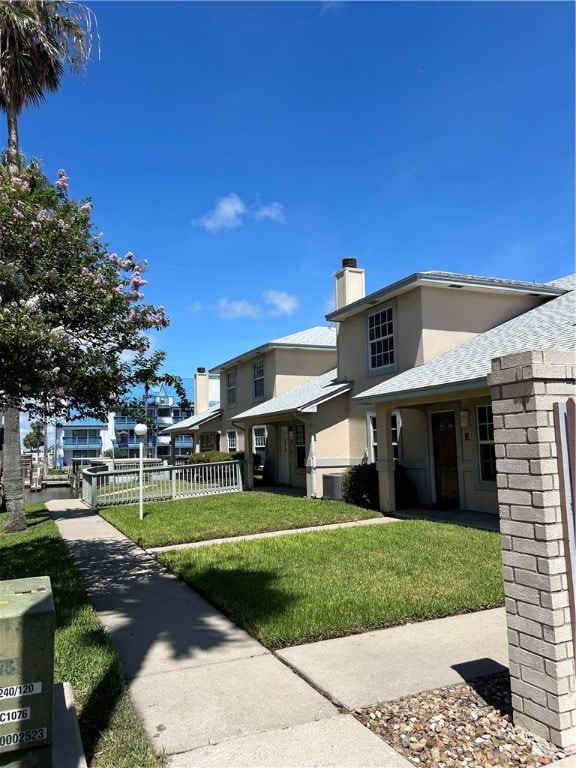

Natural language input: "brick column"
[489,350,576,752]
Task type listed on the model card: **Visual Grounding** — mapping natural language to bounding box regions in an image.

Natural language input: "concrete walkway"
[48,499,510,768]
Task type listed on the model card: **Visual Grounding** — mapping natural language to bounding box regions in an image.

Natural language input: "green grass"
[0,504,160,768]
[99,491,381,548]
[158,520,504,650]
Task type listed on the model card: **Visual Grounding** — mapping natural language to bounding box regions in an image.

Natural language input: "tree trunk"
[3,407,26,532]
[5,103,20,175]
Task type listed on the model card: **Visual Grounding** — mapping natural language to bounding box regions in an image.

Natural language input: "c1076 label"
[0,707,30,724]
[0,683,42,700]
[0,727,47,747]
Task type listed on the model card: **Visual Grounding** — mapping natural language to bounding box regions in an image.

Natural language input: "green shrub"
[189,451,233,464]
[341,463,379,509]
[341,462,418,511]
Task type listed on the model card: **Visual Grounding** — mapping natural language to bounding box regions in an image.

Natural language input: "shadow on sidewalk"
[49,503,294,759]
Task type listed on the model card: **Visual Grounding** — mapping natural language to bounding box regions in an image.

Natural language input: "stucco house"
[233,261,574,516]
[162,327,337,464]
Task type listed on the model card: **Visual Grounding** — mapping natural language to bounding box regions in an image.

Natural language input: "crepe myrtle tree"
[0,161,170,532]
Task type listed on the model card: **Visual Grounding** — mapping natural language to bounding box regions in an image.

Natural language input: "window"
[157,407,170,418]
[227,430,237,451]
[367,411,400,463]
[368,307,394,370]
[200,432,216,452]
[295,424,306,469]
[227,369,237,407]
[477,405,496,482]
[253,359,264,399]
[369,414,378,461]
[253,426,267,449]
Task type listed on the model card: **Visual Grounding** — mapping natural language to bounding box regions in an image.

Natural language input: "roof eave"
[326,273,564,323]
[354,376,488,405]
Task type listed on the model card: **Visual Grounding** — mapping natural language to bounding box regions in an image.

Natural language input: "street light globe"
[134,423,148,437]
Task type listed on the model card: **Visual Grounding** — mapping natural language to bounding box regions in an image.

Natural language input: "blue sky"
[12,0,575,385]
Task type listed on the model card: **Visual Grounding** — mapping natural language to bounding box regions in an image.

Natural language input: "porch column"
[489,350,576,753]
[170,435,175,465]
[375,404,396,513]
[244,424,254,490]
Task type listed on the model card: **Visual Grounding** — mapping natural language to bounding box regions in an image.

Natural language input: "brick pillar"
[489,350,576,752]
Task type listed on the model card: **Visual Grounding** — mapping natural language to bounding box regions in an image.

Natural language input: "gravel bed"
[353,672,568,767]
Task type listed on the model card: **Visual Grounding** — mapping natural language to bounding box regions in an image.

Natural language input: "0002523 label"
[0,682,42,701]
[0,728,47,747]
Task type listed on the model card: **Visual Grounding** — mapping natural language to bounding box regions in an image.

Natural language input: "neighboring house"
[213,326,337,464]
[163,327,337,463]
[60,417,111,466]
[233,261,573,512]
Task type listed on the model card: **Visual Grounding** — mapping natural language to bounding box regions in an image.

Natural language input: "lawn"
[0,504,160,768]
[99,490,382,548]
[157,519,504,650]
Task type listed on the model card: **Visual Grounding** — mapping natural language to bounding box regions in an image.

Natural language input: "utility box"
[0,577,54,758]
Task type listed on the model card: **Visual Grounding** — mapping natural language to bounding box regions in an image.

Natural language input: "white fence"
[81,461,243,508]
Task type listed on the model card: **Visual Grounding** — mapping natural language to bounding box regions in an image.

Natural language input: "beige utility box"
[0,577,54,759]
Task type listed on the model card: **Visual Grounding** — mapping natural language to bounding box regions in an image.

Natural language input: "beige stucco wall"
[336,286,549,396]
[420,288,547,362]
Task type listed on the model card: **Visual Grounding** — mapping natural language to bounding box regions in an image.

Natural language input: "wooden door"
[431,412,460,508]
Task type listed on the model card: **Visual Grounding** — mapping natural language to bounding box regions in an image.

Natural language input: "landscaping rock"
[353,672,566,767]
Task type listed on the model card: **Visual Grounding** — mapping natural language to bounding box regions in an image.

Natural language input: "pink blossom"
[12,208,24,219]
[79,202,92,215]
[54,169,69,191]
[36,209,52,222]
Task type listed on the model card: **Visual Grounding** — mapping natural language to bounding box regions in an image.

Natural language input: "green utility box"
[0,577,54,758]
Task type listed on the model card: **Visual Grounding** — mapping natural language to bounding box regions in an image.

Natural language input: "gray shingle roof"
[210,326,336,372]
[234,369,351,421]
[355,283,576,403]
[161,407,220,434]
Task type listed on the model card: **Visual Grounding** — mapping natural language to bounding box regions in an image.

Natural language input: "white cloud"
[194,193,248,232]
[264,290,299,316]
[217,297,261,319]
[194,194,286,232]
[187,301,202,314]
[253,202,286,224]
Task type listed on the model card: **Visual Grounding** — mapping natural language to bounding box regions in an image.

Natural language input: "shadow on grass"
[0,508,148,765]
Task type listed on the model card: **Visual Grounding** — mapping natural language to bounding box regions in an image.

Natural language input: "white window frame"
[253,359,265,400]
[227,429,237,452]
[477,404,496,483]
[253,425,267,449]
[366,410,401,463]
[227,369,237,407]
[368,306,395,371]
[295,423,306,469]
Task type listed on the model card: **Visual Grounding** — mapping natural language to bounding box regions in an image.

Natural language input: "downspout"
[297,415,317,498]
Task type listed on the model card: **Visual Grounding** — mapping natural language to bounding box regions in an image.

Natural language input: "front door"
[279,426,290,485]
[431,412,460,508]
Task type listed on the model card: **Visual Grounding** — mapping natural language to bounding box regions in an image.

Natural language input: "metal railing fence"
[81,460,243,508]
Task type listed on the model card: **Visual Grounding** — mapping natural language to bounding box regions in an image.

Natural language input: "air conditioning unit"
[323,473,344,500]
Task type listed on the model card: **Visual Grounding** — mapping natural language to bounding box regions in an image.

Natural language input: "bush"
[341,463,379,510]
[341,462,418,511]
[189,451,233,464]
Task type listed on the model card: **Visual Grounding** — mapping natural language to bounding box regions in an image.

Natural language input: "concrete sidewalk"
[49,499,509,768]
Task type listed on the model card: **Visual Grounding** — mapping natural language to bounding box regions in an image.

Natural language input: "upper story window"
[157,407,171,418]
[227,369,237,407]
[368,307,394,370]
[253,359,265,399]
[477,405,496,482]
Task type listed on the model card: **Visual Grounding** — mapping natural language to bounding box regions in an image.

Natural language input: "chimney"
[194,367,209,414]
[334,258,365,310]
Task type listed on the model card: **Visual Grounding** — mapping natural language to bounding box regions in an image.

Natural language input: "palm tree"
[0,0,96,531]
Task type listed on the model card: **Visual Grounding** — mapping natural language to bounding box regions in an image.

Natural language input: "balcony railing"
[81,461,243,507]
[63,437,102,449]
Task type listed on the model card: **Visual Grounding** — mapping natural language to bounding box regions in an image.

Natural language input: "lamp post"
[134,423,148,521]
